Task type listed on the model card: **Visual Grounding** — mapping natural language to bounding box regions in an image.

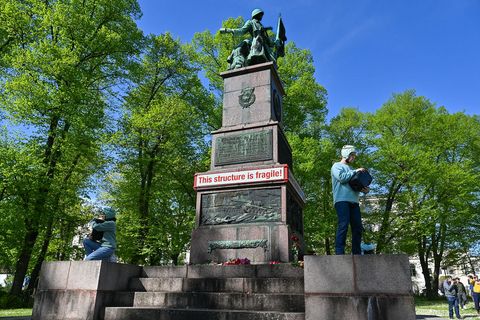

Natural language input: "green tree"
[364,91,480,298]
[0,0,142,297]
[312,108,370,254]
[108,33,214,265]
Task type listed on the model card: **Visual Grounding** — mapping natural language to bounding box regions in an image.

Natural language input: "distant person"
[455,278,467,309]
[360,226,376,254]
[467,274,475,297]
[83,207,117,261]
[443,276,461,319]
[331,145,369,255]
[469,275,480,314]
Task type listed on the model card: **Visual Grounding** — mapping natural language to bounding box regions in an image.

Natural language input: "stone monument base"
[33,256,416,319]
[32,261,141,320]
[190,223,292,264]
[304,254,415,320]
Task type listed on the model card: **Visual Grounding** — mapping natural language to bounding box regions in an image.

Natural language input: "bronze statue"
[219,8,287,70]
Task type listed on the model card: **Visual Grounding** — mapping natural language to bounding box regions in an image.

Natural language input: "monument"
[32,9,415,320]
[190,9,304,264]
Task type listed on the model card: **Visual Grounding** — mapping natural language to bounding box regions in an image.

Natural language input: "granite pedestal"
[32,261,141,320]
[304,254,416,320]
[190,62,305,264]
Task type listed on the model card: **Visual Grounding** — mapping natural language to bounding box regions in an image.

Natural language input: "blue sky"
[136,0,479,119]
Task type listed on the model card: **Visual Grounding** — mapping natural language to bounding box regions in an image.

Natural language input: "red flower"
[222,257,251,265]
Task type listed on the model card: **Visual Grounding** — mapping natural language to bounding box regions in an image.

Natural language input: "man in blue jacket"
[331,145,369,255]
[83,207,117,261]
[444,276,462,319]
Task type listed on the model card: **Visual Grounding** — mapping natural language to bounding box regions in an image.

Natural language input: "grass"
[415,296,479,318]
[0,309,32,317]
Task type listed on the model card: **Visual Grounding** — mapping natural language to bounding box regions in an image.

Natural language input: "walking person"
[443,276,461,319]
[331,145,370,255]
[454,278,467,309]
[469,275,480,315]
[467,274,475,301]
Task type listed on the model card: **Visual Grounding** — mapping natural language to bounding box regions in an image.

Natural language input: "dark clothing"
[334,201,362,255]
[473,292,480,312]
[444,280,458,298]
[456,281,467,308]
[447,296,461,319]
[444,280,461,319]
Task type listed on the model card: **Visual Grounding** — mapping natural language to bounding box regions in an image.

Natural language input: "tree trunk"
[325,237,331,255]
[26,216,54,295]
[375,181,401,254]
[133,143,159,264]
[418,236,436,298]
[171,252,180,266]
[10,227,39,297]
[10,116,60,296]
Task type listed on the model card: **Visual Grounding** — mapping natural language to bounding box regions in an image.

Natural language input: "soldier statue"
[219,8,287,70]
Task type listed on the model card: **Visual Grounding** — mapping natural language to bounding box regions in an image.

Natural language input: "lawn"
[0,308,32,317]
[415,296,479,318]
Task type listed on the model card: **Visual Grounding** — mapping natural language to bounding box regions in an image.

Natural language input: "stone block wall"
[304,255,416,320]
[32,261,141,320]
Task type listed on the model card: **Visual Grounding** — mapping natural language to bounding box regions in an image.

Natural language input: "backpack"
[349,170,372,192]
[89,219,104,242]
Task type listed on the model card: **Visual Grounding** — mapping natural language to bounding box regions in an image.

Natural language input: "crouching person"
[83,207,117,261]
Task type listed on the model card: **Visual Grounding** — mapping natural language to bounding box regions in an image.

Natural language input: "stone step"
[104,307,305,320]
[133,292,305,312]
[129,277,304,293]
[142,264,304,279]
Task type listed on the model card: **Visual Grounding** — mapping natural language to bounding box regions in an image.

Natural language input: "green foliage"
[108,33,214,265]
[0,283,33,309]
[357,90,480,297]
[0,5,477,304]
[277,43,327,134]
[0,0,143,295]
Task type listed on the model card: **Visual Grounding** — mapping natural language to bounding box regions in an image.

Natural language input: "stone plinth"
[221,62,284,128]
[304,255,415,320]
[211,123,292,170]
[191,62,305,265]
[32,261,141,320]
[190,180,305,264]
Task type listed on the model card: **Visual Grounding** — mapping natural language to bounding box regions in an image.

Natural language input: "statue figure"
[226,39,251,70]
[219,8,287,70]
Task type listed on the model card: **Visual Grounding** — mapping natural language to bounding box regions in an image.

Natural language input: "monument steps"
[104,264,305,320]
[104,307,305,320]
[132,291,304,311]
[129,277,305,293]
[141,264,304,278]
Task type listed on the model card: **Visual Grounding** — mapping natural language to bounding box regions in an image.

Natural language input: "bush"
[0,290,33,309]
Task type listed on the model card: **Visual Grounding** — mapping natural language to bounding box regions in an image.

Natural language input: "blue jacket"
[331,162,359,204]
[92,220,116,249]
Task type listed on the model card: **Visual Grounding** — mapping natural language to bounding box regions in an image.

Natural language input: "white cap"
[341,145,357,159]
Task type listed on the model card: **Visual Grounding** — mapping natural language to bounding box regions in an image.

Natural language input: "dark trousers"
[334,201,362,255]
[447,296,461,319]
[473,292,480,312]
